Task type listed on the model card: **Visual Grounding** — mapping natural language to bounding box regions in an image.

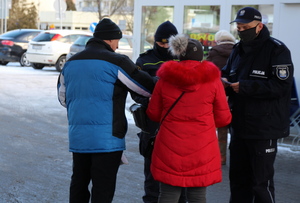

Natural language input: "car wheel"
[0,61,9,66]
[55,55,66,72]
[31,63,45,69]
[20,52,31,67]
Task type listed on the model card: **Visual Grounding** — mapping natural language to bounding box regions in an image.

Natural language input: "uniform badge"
[239,10,245,16]
[162,38,168,43]
[275,65,290,80]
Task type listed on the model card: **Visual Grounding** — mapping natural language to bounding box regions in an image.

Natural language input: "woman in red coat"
[146,34,232,203]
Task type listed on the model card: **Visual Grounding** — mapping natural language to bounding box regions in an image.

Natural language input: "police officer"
[221,7,294,203]
[136,21,178,76]
[132,21,187,203]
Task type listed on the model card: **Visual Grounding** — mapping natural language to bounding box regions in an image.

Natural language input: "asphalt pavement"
[0,64,299,203]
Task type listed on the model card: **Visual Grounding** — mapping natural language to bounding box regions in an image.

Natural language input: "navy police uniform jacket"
[131,46,176,157]
[57,38,154,153]
[133,47,175,134]
[222,25,294,139]
[136,47,175,77]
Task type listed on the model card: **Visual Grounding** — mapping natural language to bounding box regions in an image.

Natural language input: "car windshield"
[73,36,92,46]
[32,33,57,42]
[0,30,26,38]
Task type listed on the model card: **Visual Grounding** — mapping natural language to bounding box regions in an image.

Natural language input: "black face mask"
[153,43,173,60]
[238,24,259,42]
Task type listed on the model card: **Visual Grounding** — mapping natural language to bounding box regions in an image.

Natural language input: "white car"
[26,30,92,72]
[66,34,153,61]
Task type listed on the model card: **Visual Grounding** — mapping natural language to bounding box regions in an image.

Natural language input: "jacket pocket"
[244,99,271,134]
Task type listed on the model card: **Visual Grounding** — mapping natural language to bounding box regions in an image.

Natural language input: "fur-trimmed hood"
[157,60,221,91]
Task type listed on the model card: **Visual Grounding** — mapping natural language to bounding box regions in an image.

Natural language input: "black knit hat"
[169,34,203,61]
[93,18,122,40]
[181,39,203,61]
[154,21,178,43]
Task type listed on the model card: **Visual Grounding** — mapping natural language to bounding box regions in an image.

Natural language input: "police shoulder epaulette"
[139,49,152,57]
[270,37,283,46]
[139,51,148,56]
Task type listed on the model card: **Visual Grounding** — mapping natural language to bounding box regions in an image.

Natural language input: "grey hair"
[168,34,189,56]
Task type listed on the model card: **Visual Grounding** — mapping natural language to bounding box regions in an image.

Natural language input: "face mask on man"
[238,23,260,42]
[154,43,173,59]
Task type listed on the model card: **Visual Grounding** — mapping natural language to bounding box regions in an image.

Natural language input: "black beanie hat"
[93,18,122,40]
[154,21,178,43]
[181,39,204,61]
[169,34,204,61]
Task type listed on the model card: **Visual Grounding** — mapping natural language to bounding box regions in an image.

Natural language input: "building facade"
[133,0,300,99]
[73,0,133,33]
[27,0,132,32]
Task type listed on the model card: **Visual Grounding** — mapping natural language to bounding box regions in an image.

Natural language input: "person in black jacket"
[132,21,186,203]
[222,7,294,203]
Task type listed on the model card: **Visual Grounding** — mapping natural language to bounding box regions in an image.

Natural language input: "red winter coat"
[146,60,232,187]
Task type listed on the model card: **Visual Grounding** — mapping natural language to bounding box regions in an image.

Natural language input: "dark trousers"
[141,134,187,203]
[69,151,122,203]
[159,182,206,203]
[229,136,277,203]
[217,126,228,165]
[143,156,160,203]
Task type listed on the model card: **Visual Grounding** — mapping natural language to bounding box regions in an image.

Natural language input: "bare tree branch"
[82,0,133,33]
[109,0,126,16]
[92,0,126,20]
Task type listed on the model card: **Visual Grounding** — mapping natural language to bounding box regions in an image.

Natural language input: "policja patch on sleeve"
[274,64,291,80]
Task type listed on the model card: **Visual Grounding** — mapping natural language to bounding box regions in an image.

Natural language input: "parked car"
[26,30,92,72]
[66,34,92,60]
[66,34,152,61]
[116,35,153,59]
[0,29,41,66]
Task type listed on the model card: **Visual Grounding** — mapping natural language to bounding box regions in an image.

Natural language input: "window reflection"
[139,5,274,58]
[230,5,274,38]
[183,6,220,56]
[140,6,174,53]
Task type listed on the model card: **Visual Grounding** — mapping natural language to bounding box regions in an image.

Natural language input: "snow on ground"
[2,63,136,124]
[125,95,135,124]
